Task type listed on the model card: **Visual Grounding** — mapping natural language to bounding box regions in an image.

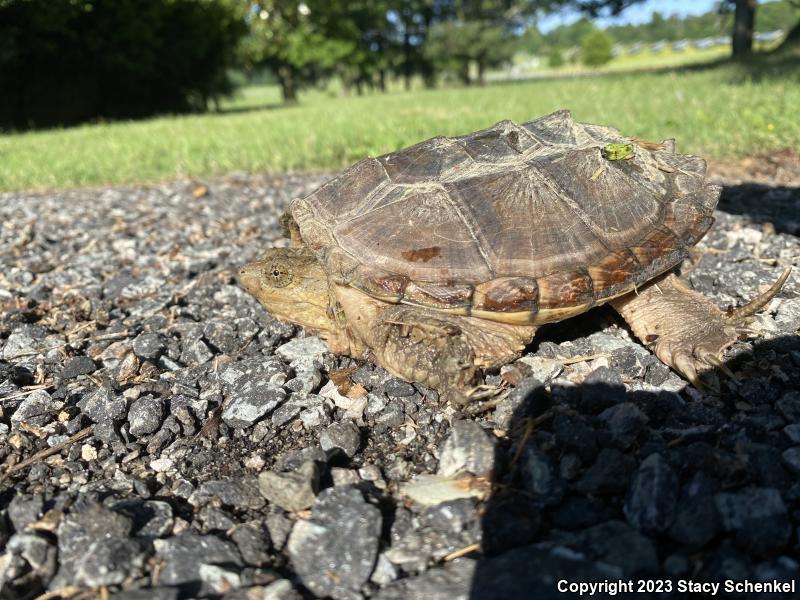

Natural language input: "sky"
[538,0,721,32]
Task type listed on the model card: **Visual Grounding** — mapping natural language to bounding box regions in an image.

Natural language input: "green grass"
[1,58,798,192]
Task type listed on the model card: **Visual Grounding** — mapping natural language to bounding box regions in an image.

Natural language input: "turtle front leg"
[369,306,536,403]
[610,269,791,388]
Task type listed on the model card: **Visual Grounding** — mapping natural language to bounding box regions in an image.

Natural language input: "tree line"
[1,0,797,130]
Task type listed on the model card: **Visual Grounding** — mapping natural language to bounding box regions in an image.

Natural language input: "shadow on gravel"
[718,184,800,235]
[470,334,800,600]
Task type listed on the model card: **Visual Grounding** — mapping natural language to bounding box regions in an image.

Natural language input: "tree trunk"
[777,20,800,52]
[378,69,386,92]
[459,61,471,85]
[477,60,486,85]
[277,64,297,103]
[732,0,756,59]
[403,30,412,91]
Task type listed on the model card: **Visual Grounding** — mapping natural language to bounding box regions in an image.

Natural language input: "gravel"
[1,170,798,598]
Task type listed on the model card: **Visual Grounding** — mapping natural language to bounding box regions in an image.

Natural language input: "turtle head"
[239,247,334,333]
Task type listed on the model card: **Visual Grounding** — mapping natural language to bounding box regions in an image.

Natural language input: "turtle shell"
[290,110,720,324]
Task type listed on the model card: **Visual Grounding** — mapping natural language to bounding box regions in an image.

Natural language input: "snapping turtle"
[240,110,789,401]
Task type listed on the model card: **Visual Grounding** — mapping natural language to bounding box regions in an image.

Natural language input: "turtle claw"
[613,269,792,392]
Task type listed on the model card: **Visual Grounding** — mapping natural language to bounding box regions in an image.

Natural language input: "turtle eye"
[265,263,293,287]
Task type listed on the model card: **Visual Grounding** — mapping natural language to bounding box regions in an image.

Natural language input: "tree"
[580,28,613,66]
[425,19,515,84]
[731,0,757,58]
[0,0,247,130]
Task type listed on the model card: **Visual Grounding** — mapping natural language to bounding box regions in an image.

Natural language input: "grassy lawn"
[1,57,797,192]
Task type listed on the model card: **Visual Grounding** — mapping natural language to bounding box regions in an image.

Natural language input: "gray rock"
[74,537,144,587]
[519,444,563,506]
[438,420,495,477]
[383,378,416,398]
[668,474,721,547]
[258,461,319,512]
[276,336,329,365]
[198,563,242,593]
[153,533,243,587]
[375,558,474,600]
[231,522,272,566]
[578,520,659,576]
[575,448,636,495]
[53,500,133,587]
[60,355,97,379]
[7,494,44,532]
[783,424,800,444]
[191,477,266,510]
[127,394,165,436]
[776,391,800,422]
[271,393,325,427]
[132,332,167,360]
[624,453,678,533]
[220,357,290,388]
[10,389,54,426]
[6,533,57,579]
[260,579,304,600]
[222,380,286,428]
[77,386,127,422]
[781,446,800,475]
[320,421,361,457]
[113,499,174,538]
[598,402,648,449]
[287,486,381,599]
[714,487,791,556]
[107,589,179,600]
[180,338,214,365]
[580,366,626,412]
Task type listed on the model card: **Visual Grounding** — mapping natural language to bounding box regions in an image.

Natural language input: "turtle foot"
[611,269,791,390]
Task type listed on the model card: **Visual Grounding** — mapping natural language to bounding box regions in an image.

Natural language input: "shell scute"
[379,137,472,184]
[473,277,539,313]
[587,250,642,299]
[308,157,389,220]
[455,120,540,161]
[403,282,474,309]
[537,270,594,309]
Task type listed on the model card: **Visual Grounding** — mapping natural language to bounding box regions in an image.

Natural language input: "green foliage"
[425,19,515,84]
[547,48,565,67]
[581,29,614,66]
[0,0,246,130]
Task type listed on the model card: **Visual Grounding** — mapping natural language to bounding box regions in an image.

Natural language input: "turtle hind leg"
[369,305,536,404]
[610,269,791,389]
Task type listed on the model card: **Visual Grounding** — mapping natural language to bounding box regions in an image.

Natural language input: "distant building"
[672,40,689,52]
[651,41,666,54]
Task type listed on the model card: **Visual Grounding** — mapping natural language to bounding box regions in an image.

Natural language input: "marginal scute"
[537,270,594,308]
[473,277,539,313]
[628,226,686,269]
[378,137,472,184]
[291,199,335,255]
[662,189,717,247]
[587,251,642,299]
[351,265,408,301]
[403,282,474,309]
